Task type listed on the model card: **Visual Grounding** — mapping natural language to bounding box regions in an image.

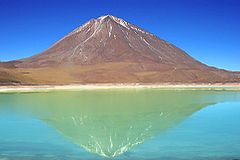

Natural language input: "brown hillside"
[0,15,239,85]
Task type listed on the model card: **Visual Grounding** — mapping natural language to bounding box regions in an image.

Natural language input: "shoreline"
[0,83,240,92]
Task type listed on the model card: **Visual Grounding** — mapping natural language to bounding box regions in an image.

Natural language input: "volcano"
[0,15,239,84]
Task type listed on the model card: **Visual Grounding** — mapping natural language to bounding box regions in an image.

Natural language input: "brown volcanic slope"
[1,15,240,85]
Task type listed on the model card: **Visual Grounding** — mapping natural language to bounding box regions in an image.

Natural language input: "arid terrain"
[0,15,239,85]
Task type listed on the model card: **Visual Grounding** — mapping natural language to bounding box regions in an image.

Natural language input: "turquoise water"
[0,89,240,159]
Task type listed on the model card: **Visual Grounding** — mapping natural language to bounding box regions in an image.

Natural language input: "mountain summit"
[1,15,240,84]
[17,15,203,67]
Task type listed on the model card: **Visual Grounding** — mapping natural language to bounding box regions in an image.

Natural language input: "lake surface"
[0,89,240,160]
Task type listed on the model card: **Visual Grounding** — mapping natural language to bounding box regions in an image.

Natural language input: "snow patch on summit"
[98,15,154,36]
[98,15,130,30]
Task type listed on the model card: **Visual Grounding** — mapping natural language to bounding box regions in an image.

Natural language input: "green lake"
[0,89,240,159]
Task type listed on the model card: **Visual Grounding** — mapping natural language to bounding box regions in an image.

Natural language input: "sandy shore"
[0,83,240,92]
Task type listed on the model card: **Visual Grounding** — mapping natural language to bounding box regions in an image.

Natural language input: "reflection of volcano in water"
[2,90,240,157]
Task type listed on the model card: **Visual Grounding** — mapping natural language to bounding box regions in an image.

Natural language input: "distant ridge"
[0,15,240,84]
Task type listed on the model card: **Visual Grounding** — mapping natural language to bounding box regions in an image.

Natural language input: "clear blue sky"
[0,0,239,71]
